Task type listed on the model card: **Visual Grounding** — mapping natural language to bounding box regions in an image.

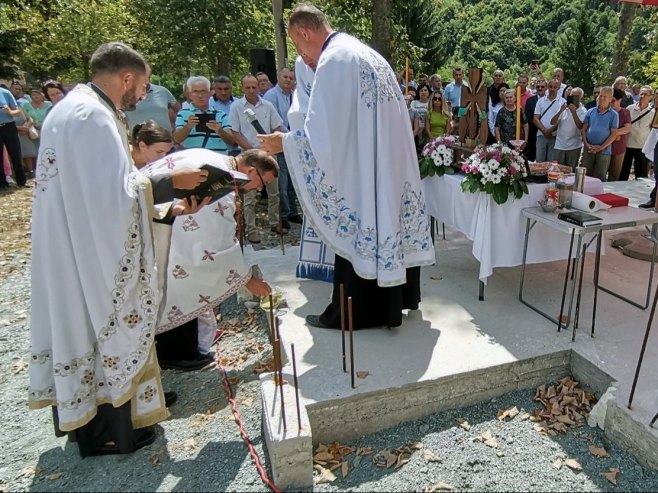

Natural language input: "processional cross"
[458,67,489,144]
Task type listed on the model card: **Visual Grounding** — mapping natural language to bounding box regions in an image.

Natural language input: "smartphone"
[566,95,580,107]
[195,112,217,133]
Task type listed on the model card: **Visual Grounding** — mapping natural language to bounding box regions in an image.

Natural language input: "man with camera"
[173,76,235,153]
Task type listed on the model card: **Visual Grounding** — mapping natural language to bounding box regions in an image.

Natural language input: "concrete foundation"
[252,180,658,489]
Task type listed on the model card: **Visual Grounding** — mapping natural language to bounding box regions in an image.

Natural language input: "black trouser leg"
[0,123,25,186]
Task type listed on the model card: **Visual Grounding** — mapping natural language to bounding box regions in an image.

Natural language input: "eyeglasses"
[254,167,266,191]
[536,85,546,89]
[432,98,442,102]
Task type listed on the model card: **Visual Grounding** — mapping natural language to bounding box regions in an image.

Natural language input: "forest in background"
[1,0,657,99]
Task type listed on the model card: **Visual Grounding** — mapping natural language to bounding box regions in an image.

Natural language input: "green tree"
[552,9,606,94]
[130,0,274,81]
[2,0,142,82]
[394,0,445,71]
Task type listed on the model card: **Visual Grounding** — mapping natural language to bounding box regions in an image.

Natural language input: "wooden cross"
[458,67,489,144]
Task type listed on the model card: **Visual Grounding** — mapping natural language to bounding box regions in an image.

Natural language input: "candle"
[516,84,521,142]
[405,58,409,96]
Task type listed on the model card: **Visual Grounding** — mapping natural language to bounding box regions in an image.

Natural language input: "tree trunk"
[371,0,392,63]
[272,0,288,69]
[610,1,638,80]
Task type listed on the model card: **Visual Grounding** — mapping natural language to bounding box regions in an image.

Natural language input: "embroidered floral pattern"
[139,385,156,403]
[123,310,142,329]
[53,349,95,377]
[36,148,59,192]
[81,369,94,385]
[103,356,120,370]
[400,183,432,254]
[292,131,432,275]
[359,50,401,110]
[225,269,241,285]
[31,349,51,365]
[28,386,56,401]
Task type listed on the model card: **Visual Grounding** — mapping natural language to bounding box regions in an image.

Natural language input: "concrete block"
[587,386,617,430]
[260,372,313,490]
[605,396,658,470]
[307,351,571,445]
[571,350,616,397]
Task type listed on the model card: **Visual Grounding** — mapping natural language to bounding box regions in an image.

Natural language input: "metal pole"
[340,283,347,373]
[628,282,658,409]
[573,243,587,342]
[348,296,355,389]
[268,294,275,343]
[558,230,576,332]
[291,343,302,431]
[591,232,602,337]
[274,316,287,432]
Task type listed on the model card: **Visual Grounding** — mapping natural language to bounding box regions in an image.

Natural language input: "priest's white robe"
[29,84,168,432]
[141,149,251,348]
[290,55,336,283]
[283,34,435,287]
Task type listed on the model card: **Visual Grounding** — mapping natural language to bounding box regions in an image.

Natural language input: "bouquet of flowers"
[460,143,529,205]
[419,135,458,178]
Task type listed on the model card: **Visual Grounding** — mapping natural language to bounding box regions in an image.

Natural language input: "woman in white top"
[488,84,509,141]
[411,83,431,151]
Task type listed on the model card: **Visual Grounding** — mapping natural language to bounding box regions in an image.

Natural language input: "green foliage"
[551,9,607,94]
[4,0,657,95]
[2,0,142,82]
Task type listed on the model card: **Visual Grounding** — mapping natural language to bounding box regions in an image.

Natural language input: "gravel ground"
[2,185,658,492]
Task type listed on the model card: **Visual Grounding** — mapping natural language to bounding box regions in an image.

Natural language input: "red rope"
[216,346,282,493]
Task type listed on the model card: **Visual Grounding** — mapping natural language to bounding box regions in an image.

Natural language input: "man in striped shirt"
[173,76,235,153]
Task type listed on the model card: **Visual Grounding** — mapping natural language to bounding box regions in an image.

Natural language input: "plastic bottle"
[547,161,560,184]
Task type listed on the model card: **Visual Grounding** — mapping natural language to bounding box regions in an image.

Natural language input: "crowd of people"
[398,65,658,204]
[10,0,658,462]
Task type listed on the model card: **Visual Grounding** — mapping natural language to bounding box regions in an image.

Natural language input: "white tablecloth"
[422,174,605,282]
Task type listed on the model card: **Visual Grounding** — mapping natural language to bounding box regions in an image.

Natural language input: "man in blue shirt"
[264,67,302,228]
[443,67,467,115]
[173,76,235,153]
[581,86,618,181]
[209,75,240,156]
[0,86,27,188]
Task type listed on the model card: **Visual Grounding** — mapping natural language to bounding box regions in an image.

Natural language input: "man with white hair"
[173,76,235,153]
[613,76,634,108]
[621,85,655,181]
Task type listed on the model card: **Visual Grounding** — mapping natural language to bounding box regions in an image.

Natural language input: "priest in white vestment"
[259,5,435,329]
[140,148,275,364]
[290,55,336,283]
[28,42,207,457]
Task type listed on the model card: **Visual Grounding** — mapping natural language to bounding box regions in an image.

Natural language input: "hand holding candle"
[405,58,409,96]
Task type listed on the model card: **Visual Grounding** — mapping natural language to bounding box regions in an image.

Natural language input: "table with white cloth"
[422,173,604,299]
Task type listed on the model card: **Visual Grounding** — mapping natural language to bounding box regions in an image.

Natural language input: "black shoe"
[281,219,291,229]
[160,354,215,371]
[305,314,338,329]
[287,214,303,224]
[90,427,156,456]
[639,201,655,209]
[164,391,178,407]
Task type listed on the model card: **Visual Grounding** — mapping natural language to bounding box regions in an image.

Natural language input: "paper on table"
[570,191,612,212]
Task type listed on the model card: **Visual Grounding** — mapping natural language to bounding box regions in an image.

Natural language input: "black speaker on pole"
[250,48,276,84]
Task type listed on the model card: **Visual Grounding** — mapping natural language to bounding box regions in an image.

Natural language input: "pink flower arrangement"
[460,143,528,205]
[419,136,459,178]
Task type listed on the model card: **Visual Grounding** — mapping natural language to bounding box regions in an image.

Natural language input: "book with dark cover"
[173,164,250,205]
[558,210,603,227]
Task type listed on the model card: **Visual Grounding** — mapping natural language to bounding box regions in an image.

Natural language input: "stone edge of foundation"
[261,348,658,489]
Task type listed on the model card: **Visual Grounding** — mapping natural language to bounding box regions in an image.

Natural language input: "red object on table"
[591,193,630,208]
